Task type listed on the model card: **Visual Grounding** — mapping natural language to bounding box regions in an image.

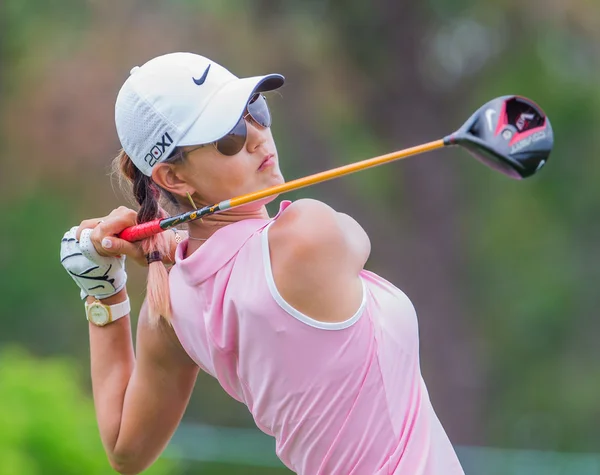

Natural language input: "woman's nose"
[245,117,266,152]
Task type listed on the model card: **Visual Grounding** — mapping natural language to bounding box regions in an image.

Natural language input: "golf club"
[118,95,553,242]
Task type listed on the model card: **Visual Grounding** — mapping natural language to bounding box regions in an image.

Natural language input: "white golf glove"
[60,226,127,300]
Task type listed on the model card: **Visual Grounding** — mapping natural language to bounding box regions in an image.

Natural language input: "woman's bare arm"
[64,207,197,474]
[90,292,198,475]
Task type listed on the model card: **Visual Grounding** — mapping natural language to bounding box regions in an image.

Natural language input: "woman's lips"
[258,154,275,171]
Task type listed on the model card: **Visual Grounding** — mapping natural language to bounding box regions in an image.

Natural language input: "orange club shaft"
[119,139,446,242]
[227,139,446,208]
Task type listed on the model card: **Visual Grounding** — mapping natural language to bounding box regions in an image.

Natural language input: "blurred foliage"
[1,0,600,472]
[0,346,176,475]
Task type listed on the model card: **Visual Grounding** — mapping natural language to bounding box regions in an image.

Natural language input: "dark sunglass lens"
[248,94,271,128]
[215,117,247,156]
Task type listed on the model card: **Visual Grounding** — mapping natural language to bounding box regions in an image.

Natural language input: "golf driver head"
[444,95,553,179]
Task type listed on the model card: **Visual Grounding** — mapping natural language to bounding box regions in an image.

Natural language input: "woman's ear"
[151,163,192,198]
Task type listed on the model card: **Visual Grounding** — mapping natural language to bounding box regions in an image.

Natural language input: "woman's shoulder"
[269,198,342,246]
[270,198,369,260]
[266,199,369,324]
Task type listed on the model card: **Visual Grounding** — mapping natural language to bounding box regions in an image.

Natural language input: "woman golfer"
[60,52,465,475]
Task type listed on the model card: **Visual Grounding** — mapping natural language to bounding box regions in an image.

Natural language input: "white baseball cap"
[115,52,285,176]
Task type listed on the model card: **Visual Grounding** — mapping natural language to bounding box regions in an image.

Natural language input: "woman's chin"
[263,166,285,184]
[230,174,285,211]
[248,195,280,210]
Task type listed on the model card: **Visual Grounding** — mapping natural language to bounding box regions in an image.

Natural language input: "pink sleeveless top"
[169,201,464,475]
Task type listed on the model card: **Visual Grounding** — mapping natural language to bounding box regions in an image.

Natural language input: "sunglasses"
[196,94,272,156]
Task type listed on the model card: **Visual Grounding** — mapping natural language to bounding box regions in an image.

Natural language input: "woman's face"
[172,119,284,208]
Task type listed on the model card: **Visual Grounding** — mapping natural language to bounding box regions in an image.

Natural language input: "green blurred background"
[1,0,599,474]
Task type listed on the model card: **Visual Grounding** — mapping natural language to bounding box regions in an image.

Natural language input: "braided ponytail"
[113,149,183,324]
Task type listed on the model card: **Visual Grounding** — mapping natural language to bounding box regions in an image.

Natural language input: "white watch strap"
[107,297,131,321]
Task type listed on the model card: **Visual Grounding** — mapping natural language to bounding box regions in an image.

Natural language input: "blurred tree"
[0,345,177,475]
[319,0,485,444]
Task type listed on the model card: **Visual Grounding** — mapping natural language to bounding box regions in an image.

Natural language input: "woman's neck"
[184,205,270,255]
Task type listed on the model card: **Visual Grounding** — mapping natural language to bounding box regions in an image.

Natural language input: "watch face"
[88,304,110,325]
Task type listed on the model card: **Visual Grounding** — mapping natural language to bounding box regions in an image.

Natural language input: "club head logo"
[516,112,536,131]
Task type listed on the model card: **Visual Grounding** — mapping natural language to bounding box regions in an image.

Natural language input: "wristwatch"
[85,297,131,326]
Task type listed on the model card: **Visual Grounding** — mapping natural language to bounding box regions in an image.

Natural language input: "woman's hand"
[61,207,141,301]
[75,206,148,267]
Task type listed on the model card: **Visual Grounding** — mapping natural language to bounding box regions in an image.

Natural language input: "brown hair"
[112,148,186,324]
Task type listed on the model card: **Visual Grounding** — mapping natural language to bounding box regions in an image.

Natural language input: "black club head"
[444,95,554,179]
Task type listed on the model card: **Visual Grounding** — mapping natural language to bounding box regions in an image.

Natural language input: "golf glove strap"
[60,226,127,300]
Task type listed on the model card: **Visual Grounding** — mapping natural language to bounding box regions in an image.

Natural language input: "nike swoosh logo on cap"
[192,65,211,85]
